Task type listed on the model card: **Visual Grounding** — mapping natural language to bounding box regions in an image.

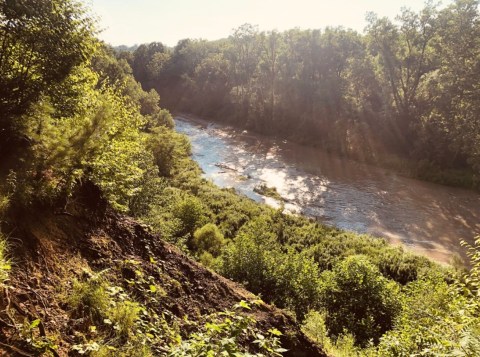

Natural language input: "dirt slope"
[0,183,326,356]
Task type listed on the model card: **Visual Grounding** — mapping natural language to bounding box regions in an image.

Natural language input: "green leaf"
[29,319,41,329]
[237,300,251,310]
[269,328,283,336]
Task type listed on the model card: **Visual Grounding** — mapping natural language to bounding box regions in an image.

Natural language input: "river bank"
[175,114,480,264]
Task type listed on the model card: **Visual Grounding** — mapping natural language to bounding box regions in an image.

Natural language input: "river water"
[175,115,480,264]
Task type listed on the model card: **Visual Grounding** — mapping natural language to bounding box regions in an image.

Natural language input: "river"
[175,115,480,264]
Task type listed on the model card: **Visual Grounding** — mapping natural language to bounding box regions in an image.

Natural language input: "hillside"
[1,1,480,356]
[0,183,325,356]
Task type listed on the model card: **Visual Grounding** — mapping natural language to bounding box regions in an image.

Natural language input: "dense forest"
[1,0,480,356]
[124,0,480,188]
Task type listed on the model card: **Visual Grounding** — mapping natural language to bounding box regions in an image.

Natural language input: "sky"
[89,0,447,47]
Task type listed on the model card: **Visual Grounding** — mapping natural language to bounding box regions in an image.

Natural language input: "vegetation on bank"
[123,0,480,190]
[0,0,479,356]
[253,184,284,202]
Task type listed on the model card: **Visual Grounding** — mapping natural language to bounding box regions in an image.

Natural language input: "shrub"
[220,229,276,295]
[266,249,321,318]
[375,248,431,284]
[221,220,321,317]
[169,301,286,356]
[302,310,329,346]
[319,255,401,346]
[192,223,225,256]
[173,195,204,237]
[198,251,216,268]
[147,126,191,177]
[376,238,480,356]
[67,273,110,321]
[108,301,141,339]
[147,108,174,129]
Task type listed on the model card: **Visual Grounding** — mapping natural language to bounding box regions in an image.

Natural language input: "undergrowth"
[62,259,286,356]
[0,233,10,286]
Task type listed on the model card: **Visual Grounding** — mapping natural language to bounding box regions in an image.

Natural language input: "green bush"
[375,248,432,284]
[376,239,480,356]
[108,300,141,339]
[198,251,216,268]
[147,126,191,177]
[147,108,174,129]
[319,255,401,346]
[173,195,205,237]
[220,218,278,294]
[67,273,110,321]
[301,310,329,346]
[192,223,225,256]
[221,217,322,316]
[266,249,321,318]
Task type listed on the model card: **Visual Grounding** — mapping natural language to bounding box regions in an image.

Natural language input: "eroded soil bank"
[0,183,325,356]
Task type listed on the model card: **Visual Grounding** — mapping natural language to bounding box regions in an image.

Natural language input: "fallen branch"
[0,342,34,357]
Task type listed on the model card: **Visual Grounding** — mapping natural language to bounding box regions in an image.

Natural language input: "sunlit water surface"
[175,116,480,263]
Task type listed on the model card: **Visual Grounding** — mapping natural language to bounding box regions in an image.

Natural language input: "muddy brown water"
[175,115,480,264]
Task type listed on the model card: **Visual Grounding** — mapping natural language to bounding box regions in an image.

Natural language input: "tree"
[319,255,401,346]
[366,4,438,149]
[0,0,97,156]
[418,0,480,170]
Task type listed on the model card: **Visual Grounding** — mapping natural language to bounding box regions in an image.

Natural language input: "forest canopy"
[125,0,480,188]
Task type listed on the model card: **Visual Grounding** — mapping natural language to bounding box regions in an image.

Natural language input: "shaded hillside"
[0,183,326,356]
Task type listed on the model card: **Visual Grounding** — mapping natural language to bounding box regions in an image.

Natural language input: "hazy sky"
[90,0,446,47]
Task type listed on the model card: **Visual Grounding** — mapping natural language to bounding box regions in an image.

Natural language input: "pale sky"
[89,0,449,47]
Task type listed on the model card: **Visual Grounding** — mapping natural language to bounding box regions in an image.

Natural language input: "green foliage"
[173,194,205,237]
[0,232,10,286]
[0,0,98,141]
[376,275,473,356]
[319,255,401,346]
[129,0,480,188]
[302,311,369,357]
[108,300,141,339]
[221,217,321,317]
[147,126,191,177]
[253,184,283,201]
[67,272,110,321]
[220,216,278,294]
[85,88,151,211]
[0,48,166,212]
[301,311,329,347]
[192,223,225,256]
[375,238,480,356]
[169,301,286,356]
[18,318,59,354]
[198,251,216,269]
[147,108,175,129]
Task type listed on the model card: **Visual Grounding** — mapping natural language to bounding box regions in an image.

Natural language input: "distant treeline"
[120,0,480,186]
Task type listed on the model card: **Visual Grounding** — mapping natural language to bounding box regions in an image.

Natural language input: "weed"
[67,271,110,321]
[108,300,141,339]
[0,232,11,286]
